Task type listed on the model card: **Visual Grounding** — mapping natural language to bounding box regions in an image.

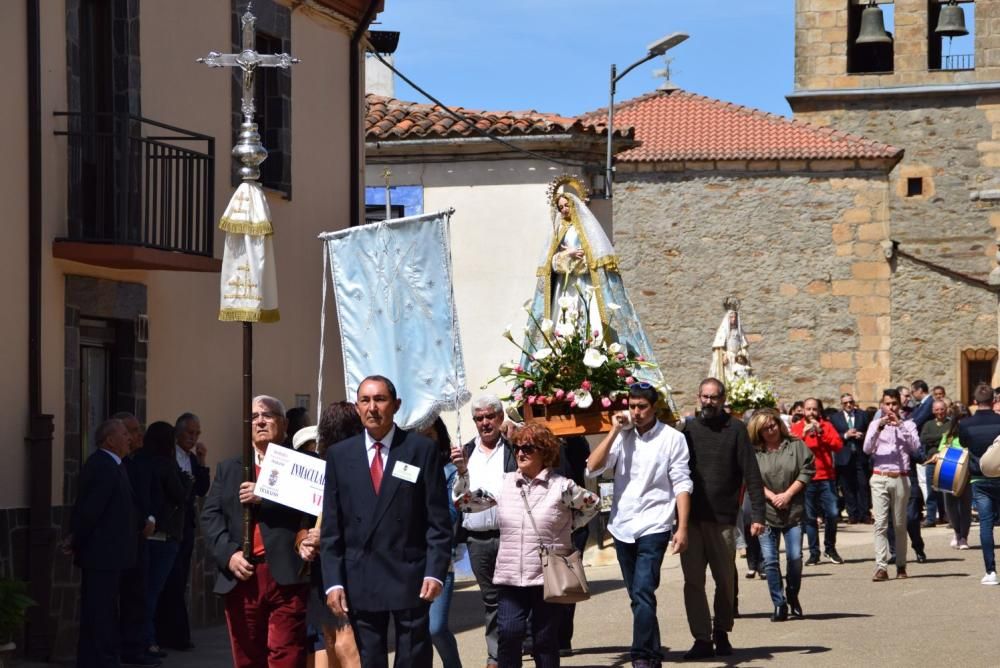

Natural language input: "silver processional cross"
[197,2,299,181]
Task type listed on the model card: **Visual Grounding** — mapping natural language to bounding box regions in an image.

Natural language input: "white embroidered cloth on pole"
[320,210,469,429]
[218,181,280,323]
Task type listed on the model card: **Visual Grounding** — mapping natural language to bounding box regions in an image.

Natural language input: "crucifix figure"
[198,2,299,180]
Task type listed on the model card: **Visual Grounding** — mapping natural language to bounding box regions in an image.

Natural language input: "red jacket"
[790,420,843,481]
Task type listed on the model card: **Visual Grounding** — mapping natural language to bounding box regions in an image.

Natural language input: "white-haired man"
[451,395,516,668]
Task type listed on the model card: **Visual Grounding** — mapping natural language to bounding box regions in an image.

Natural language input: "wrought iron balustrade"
[54,112,215,257]
[938,53,975,71]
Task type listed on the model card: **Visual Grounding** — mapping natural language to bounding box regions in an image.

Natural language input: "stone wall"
[613,166,894,410]
[795,0,1000,90]
[793,93,1000,403]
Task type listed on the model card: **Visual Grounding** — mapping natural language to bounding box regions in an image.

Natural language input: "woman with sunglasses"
[453,422,599,667]
[746,408,814,621]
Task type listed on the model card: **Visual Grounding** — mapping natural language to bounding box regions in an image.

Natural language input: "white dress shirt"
[460,437,506,532]
[586,421,693,543]
[102,448,122,465]
[365,425,395,469]
[175,444,192,474]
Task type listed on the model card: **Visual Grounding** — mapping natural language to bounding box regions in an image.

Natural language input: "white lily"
[606,302,621,312]
[607,342,623,355]
[557,295,575,312]
[499,361,517,375]
[502,324,514,342]
[555,321,575,338]
[522,298,533,313]
[532,347,553,361]
[583,348,607,368]
[573,389,594,409]
[539,318,554,335]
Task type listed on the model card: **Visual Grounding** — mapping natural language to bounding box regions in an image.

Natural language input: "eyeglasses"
[250,412,279,422]
[763,422,780,431]
[512,444,538,456]
[472,413,499,423]
[841,400,855,406]
[699,394,723,401]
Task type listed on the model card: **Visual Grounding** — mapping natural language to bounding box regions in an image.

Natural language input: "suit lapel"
[363,427,408,543]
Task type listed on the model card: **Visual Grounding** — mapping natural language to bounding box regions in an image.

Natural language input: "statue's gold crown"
[723,296,741,312]
[546,175,591,209]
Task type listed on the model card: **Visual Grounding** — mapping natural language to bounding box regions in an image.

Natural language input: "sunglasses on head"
[512,444,538,456]
[630,381,654,390]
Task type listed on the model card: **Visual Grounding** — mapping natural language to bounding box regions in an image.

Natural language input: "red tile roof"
[366,94,631,142]
[583,90,902,162]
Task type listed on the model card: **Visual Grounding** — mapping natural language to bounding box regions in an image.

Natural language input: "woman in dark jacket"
[747,408,815,622]
[143,421,192,657]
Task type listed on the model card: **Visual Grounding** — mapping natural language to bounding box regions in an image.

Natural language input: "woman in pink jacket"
[453,423,599,668]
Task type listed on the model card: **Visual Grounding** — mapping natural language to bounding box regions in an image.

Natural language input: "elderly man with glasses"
[677,378,765,661]
[830,394,872,524]
[586,382,692,668]
[452,395,517,668]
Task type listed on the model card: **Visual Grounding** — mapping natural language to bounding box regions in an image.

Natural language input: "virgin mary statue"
[709,297,751,386]
[522,176,669,395]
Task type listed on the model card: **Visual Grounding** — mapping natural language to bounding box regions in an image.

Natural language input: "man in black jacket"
[202,395,315,667]
[155,413,210,651]
[960,383,1000,585]
[70,418,138,668]
[830,394,872,524]
[679,378,765,660]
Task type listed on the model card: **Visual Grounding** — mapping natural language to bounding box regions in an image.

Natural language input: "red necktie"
[370,442,384,494]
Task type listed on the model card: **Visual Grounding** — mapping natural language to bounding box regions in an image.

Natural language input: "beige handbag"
[520,487,590,604]
[980,435,1000,478]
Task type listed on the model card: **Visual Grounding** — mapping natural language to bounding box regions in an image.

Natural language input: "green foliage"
[0,579,36,643]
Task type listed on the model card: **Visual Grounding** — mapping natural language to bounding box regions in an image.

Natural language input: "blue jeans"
[758,525,802,607]
[429,571,461,668]
[973,481,1000,573]
[614,531,671,662]
[145,539,181,647]
[804,480,839,558]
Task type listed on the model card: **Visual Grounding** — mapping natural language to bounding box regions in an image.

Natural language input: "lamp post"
[605,32,688,199]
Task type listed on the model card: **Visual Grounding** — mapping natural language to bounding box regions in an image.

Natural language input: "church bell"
[856,1,892,45]
[935,0,969,38]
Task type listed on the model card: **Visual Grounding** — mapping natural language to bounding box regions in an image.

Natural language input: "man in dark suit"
[70,418,138,668]
[155,413,210,651]
[201,395,315,667]
[830,393,872,524]
[321,375,451,668]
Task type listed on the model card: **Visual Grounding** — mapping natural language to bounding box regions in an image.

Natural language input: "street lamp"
[605,32,688,199]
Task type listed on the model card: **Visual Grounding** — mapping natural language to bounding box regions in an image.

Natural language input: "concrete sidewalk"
[24,522,999,667]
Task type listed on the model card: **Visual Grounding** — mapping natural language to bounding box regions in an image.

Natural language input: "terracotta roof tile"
[366,94,631,142]
[583,90,902,162]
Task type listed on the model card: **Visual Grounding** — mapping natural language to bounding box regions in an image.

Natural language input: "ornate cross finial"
[197,2,300,181]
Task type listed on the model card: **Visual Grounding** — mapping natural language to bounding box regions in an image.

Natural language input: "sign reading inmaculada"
[254,444,325,514]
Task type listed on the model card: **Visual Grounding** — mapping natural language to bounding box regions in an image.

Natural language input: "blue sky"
[374,1,796,118]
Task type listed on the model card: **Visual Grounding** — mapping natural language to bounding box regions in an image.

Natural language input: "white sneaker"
[981,572,998,585]
[958,538,970,550]
[950,536,958,549]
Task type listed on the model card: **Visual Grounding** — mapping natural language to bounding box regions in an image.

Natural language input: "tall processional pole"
[198,2,298,557]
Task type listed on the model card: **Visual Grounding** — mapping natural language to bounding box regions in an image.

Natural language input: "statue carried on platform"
[709,296,751,386]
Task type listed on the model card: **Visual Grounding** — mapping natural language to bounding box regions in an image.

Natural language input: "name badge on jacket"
[392,461,420,483]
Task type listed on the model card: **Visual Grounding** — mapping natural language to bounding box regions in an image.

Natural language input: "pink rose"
[601,397,612,408]
[527,395,537,405]
[625,377,636,385]
[617,353,626,361]
[554,389,565,400]
[523,379,535,389]
[636,356,645,362]
[581,380,592,391]
[515,365,524,373]
[616,368,627,377]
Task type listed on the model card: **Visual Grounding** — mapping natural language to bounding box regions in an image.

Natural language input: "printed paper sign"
[254,445,325,515]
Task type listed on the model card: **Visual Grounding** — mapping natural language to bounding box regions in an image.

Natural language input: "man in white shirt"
[587,383,692,668]
[453,394,516,668]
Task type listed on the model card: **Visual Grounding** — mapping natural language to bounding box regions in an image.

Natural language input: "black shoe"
[824,549,844,564]
[785,594,805,619]
[916,550,928,563]
[805,554,820,566]
[713,631,733,657]
[771,604,789,622]
[683,640,715,660]
[147,646,168,659]
[121,656,161,667]
[559,648,573,658]
[921,521,934,528]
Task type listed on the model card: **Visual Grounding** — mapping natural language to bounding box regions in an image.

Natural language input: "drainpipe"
[350,0,380,226]
[25,0,55,659]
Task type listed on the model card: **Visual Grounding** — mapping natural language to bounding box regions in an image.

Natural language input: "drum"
[933,447,970,496]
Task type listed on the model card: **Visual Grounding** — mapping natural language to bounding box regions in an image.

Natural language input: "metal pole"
[605,64,616,200]
[242,321,254,559]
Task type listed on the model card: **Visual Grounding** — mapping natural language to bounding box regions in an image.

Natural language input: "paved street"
[28,523,996,667]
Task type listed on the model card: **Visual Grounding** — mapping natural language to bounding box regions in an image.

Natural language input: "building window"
[231,2,292,197]
[848,1,895,74]
[960,348,997,406]
[363,184,424,226]
[363,204,406,225]
[906,177,924,196]
[928,0,975,71]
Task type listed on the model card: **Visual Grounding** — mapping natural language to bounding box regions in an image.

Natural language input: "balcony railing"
[54,112,215,258]
[937,53,975,71]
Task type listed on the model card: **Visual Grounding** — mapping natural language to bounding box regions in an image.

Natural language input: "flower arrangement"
[726,375,777,413]
[488,288,662,412]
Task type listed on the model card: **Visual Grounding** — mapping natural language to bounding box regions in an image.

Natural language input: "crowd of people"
[68,374,1000,668]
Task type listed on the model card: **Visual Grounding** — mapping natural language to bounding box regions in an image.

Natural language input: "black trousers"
[155,516,195,647]
[350,604,432,668]
[119,535,148,656]
[78,567,122,668]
